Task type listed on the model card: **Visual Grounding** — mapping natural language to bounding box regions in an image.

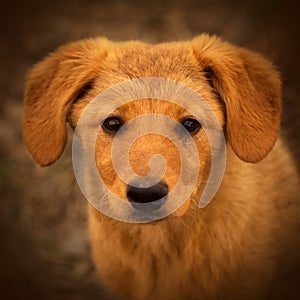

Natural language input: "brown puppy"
[23,34,300,300]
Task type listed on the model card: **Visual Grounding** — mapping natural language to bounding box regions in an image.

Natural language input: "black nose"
[127,181,168,209]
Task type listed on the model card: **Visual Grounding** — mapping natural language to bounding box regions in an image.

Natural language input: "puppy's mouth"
[99,177,194,222]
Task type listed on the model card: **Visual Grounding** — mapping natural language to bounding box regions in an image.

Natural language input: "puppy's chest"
[109,225,202,277]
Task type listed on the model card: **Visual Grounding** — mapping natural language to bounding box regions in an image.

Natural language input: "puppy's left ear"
[193,35,281,163]
[23,38,110,166]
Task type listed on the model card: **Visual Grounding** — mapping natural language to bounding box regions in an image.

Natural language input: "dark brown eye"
[102,117,123,133]
[182,118,201,134]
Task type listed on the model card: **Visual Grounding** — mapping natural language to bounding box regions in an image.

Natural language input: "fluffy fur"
[23,34,300,300]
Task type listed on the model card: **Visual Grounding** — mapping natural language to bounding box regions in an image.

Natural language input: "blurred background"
[0,0,299,299]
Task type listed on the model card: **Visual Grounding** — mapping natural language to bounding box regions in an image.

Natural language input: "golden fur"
[23,34,300,299]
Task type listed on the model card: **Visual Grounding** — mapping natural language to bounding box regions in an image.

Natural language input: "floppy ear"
[23,38,109,166]
[192,35,281,163]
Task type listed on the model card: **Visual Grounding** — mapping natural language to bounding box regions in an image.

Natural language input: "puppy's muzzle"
[126,181,168,210]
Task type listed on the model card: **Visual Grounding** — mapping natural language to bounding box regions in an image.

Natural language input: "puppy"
[23,34,300,300]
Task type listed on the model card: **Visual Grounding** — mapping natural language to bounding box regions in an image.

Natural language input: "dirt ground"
[0,0,299,299]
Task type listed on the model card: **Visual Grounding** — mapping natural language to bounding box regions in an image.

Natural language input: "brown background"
[0,0,299,299]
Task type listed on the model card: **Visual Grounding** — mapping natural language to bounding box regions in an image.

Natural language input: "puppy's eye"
[102,117,123,133]
[182,118,201,134]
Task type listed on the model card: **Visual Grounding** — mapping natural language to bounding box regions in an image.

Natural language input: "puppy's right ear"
[23,38,109,166]
[192,35,281,163]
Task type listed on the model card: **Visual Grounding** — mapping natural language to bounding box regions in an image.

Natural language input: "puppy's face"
[66,47,226,218]
[69,96,222,218]
[23,35,281,220]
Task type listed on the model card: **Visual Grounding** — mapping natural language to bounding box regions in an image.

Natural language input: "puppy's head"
[23,35,281,217]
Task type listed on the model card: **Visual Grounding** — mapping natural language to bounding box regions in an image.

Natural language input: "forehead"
[94,42,206,91]
[70,42,225,126]
[90,43,217,117]
[114,43,200,78]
